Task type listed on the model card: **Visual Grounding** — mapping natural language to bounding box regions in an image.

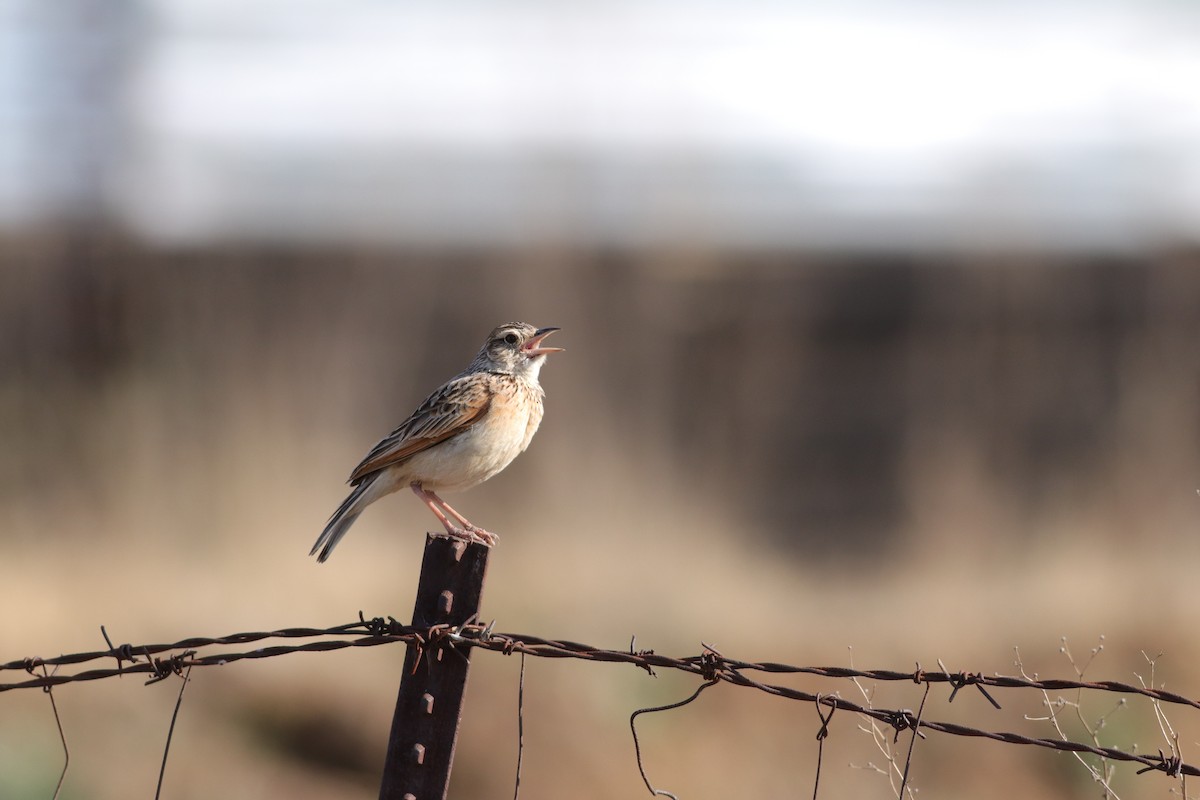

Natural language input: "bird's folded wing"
[349,376,493,483]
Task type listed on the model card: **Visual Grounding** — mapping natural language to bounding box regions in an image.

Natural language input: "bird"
[310,322,563,562]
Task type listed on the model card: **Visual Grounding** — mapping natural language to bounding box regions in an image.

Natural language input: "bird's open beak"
[523,326,564,357]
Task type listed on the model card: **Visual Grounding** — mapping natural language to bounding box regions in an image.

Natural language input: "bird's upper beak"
[523,326,564,357]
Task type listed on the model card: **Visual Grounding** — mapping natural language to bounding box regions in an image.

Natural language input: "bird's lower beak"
[523,326,564,357]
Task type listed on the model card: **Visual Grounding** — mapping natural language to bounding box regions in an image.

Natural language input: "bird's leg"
[411,484,459,536]
[428,490,499,546]
[410,484,496,546]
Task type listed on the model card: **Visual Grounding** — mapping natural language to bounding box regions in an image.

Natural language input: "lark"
[310,322,563,562]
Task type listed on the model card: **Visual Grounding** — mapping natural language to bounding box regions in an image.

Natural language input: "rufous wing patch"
[349,378,493,483]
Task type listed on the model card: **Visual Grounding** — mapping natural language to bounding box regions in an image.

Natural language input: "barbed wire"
[5,616,1199,711]
[3,615,1197,788]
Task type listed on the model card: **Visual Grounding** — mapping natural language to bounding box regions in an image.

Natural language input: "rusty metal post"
[379,535,490,800]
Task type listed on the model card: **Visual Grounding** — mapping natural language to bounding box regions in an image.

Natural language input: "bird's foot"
[464,525,498,546]
[436,525,498,547]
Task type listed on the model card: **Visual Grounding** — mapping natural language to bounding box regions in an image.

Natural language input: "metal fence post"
[378,535,490,800]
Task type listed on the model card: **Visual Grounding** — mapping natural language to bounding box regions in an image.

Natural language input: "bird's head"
[475,322,564,379]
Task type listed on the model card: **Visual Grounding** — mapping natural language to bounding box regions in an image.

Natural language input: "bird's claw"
[436,525,498,547]
[467,526,498,546]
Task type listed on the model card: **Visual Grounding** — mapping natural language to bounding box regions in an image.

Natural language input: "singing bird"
[310,323,563,562]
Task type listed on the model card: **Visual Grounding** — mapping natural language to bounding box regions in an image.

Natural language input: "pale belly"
[395,401,536,493]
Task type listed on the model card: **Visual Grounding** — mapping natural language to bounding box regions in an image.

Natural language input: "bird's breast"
[403,378,543,493]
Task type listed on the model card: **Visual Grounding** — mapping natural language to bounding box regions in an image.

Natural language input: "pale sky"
[6,0,1200,248]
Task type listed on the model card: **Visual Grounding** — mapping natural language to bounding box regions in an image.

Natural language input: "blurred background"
[2,1,1199,797]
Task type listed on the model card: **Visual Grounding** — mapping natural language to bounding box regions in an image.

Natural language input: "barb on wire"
[100,625,139,675]
[939,658,1001,709]
[146,650,196,686]
[630,678,719,798]
[630,636,657,677]
[1137,749,1184,778]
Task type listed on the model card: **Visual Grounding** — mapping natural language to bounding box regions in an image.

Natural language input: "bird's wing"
[348,375,493,483]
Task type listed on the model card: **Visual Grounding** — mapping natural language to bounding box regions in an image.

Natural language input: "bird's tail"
[310,476,378,563]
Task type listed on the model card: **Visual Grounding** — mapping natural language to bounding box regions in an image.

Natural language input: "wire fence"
[2,614,1195,799]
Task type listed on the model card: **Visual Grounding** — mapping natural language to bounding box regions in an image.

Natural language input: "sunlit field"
[2,240,1198,798]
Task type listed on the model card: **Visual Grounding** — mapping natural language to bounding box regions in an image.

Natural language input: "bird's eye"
[503,333,519,345]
